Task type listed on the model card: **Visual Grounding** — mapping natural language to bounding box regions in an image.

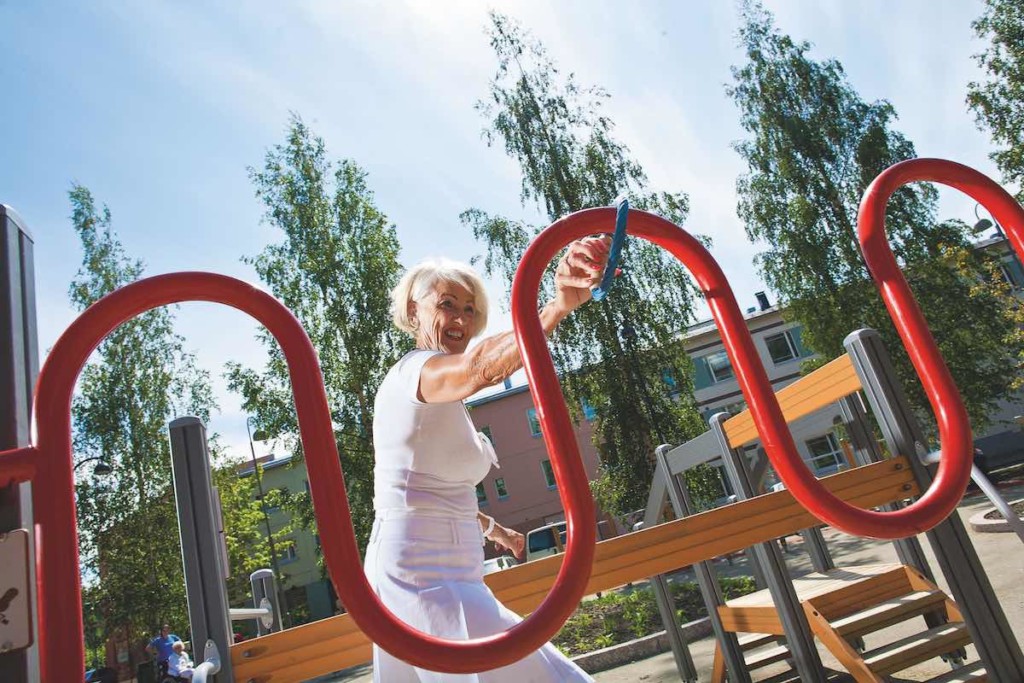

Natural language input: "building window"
[805,434,844,475]
[764,330,799,365]
[476,482,488,506]
[278,540,298,565]
[495,477,509,499]
[540,459,557,489]
[480,424,495,446]
[527,408,542,437]
[580,397,597,421]
[703,351,734,383]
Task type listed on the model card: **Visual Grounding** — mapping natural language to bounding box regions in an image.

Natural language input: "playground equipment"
[0,158,1023,680]
[643,330,1023,681]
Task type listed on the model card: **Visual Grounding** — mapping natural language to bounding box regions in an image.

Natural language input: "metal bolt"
[902,484,913,492]
[243,649,252,658]
[894,462,903,470]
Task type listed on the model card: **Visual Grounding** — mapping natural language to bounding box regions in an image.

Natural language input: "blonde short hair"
[391,258,489,338]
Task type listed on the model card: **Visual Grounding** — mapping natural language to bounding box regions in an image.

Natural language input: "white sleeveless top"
[372,349,497,520]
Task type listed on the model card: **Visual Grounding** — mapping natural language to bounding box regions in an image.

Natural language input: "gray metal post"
[250,569,282,636]
[845,328,1024,681]
[656,445,746,683]
[838,393,936,580]
[711,414,826,681]
[0,205,38,681]
[169,417,234,681]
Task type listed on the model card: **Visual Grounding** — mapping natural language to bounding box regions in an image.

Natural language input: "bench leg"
[711,644,726,683]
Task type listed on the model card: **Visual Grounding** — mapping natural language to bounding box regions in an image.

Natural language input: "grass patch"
[552,576,757,657]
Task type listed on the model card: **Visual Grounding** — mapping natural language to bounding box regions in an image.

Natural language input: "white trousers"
[364,511,593,683]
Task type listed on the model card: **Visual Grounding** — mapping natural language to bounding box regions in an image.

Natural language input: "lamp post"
[974,203,1023,287]
[74,455,113,476]
[246,418,282,581]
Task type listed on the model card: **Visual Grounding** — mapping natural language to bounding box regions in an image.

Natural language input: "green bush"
[552,576,758,656]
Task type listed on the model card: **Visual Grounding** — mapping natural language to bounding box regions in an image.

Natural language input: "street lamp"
[246,417,285,616]
[74,455,112,477]
[974,203,1022,288]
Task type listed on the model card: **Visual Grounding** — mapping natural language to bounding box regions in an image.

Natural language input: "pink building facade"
[466,384,617,557]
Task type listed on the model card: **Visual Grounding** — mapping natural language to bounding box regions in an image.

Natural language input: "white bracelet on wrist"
[482,515,496,540]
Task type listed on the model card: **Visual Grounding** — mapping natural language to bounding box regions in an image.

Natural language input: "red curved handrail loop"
[852,158,1024,535]
[8,271,600,681]
[522,203,999,546]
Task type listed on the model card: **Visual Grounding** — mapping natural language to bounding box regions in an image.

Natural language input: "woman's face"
[411,280,477,354]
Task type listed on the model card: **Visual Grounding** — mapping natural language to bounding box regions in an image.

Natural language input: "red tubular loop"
[10,271,598,680]
[849,158,1024,537]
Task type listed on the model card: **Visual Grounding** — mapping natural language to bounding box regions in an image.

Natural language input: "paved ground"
[324,478,1024,682]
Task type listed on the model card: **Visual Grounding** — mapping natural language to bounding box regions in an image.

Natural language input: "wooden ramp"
[711,564,987,682]
[230,457,918,682]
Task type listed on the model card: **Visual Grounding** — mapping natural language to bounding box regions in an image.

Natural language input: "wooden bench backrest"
[231,457,916,682]
[722,354,861,448]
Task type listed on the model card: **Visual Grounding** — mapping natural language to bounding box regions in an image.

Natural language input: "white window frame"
[764,330,799,365]
[704,351,734,383]
[540,459,557,489]
[804,433,844,475]
[526,408,541,437]
[494,477,509,500]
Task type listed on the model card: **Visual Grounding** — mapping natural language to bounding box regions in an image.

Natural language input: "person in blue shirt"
[146,624,181,680]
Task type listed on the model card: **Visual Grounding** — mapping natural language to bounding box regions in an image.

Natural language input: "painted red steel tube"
[849,157,1024,537]
[0,270,596,679]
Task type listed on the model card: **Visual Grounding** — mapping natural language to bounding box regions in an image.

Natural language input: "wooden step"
[832,589,948,638]
[864,623,973,676]
[737,632,782,650]
[745,643,791,670]
[924,660,987,682]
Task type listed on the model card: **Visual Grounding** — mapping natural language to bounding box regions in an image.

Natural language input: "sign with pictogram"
[0,529,32,653]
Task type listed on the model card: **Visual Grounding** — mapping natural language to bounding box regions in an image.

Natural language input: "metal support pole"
[838,394,936,580]
[711,414,826,682]
[0,205,38,681]
[249,569,282,636]
[845,328,1024,681]
[169,417,234,682]
[656,445,745,683]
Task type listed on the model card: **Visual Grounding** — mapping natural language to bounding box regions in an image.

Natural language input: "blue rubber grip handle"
[591,197,628,301]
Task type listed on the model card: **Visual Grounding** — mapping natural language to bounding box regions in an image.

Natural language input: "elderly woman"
[364,237,610,682]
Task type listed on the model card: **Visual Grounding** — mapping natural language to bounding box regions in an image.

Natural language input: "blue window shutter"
[693,356,713,389]
[790,326,810,358]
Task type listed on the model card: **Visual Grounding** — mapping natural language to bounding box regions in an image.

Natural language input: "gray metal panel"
[663,429,721,473]
[0,204,38,680]
[656,444,746,683]
[712,413,825,681]
[169,417,233,681]
[249,569,282,636]
[645,452,699,682]
[845,328,1024,681]
[838,394,936,581]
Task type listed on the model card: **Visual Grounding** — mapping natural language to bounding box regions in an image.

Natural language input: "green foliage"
[467,13,709,515]
[729,1,1024,429]
[552,577,757,656]
[968,0,1024,203]
[228,114,412,560]
[68,185,219,668]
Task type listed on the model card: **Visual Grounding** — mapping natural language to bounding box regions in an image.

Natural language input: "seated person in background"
[166,641,194,680]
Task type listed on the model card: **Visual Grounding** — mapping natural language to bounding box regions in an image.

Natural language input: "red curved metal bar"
[849,157,1024,537]
[0,271,599,680]
[517,201,1004,545]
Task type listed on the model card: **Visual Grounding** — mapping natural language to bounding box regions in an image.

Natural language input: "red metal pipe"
[0,270,597,679]
[851,158,1024,536]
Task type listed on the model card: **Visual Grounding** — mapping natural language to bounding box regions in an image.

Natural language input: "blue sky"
[0,0,1009,463]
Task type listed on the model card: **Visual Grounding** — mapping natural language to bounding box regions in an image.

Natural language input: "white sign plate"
[0,529,32,652]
